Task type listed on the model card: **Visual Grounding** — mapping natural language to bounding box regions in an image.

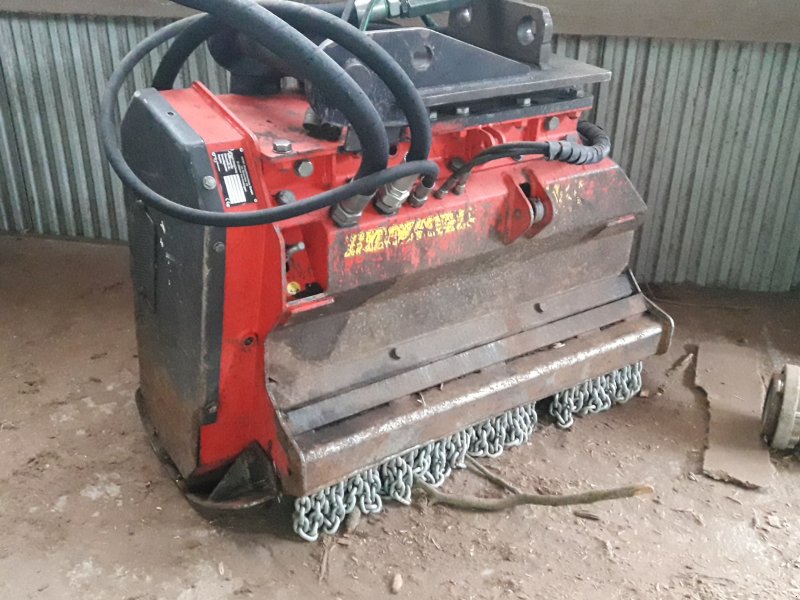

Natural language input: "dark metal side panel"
[122,89,226,476]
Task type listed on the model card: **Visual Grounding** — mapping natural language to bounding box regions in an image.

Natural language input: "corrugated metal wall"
[1,13,799,291]
[0,14,228,240]
[553,36,800,292]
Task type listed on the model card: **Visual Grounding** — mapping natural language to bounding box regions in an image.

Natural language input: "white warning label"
[211,149,257,207]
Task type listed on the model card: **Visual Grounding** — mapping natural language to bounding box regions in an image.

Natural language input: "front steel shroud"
[268,226,671,497]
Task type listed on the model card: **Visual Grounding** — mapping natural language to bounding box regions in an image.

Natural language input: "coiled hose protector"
[545,121,612,165]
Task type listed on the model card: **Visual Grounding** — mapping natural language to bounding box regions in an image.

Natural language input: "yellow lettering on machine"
[344,207,476,258]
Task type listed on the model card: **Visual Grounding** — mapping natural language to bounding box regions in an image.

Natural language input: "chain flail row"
[293,362,643,541]
[548,362,643,429]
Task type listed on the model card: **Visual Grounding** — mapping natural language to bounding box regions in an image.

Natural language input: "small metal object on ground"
[696,343,775,488]
[762,364,800,450]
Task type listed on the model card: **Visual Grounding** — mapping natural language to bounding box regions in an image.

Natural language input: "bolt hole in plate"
[517,16,536,46]
[411,44,434,71]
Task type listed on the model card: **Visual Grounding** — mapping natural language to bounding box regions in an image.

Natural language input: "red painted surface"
[161,83,616,480]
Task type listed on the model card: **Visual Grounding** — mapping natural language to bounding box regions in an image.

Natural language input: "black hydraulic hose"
[101,14,438,227]
[475,141,549,158]
[266,0,433,171]
[436,122,612,195]
[152,18,221,90]
[173,0,388,181]
[152,0,433,183]
[464,123,611,169]
[151,0,352,91]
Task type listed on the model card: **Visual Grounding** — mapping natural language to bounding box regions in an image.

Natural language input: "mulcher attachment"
[109,0,674,542]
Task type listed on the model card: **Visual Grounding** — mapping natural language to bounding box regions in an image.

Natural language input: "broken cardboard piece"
[696,342,775,489]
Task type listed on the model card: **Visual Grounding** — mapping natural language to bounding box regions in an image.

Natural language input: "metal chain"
[548,362,642,429]
[293,362,643,541]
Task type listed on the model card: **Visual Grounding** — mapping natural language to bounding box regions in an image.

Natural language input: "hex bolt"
[455,106,470,117]
[202,176,217,190]
[212,242,225,254]
[294,159,314,178]
[545,116,561,131]
[516,97,532,108]
[276,190,297,205]
[273,139,293,153]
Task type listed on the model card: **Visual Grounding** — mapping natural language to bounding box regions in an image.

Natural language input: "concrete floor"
[1,235,799,600]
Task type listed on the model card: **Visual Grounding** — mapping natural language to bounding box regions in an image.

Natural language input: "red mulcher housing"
[105,0,672,540]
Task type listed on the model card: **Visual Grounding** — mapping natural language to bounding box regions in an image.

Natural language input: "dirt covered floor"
[1,235,799,600]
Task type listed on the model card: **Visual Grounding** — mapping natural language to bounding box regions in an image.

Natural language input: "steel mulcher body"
[106,0,673,540]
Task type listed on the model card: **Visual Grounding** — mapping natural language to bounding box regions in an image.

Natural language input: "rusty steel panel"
[271,273,635,412]
[268,231,638,411]
[280,315,664,496]
[285,294,648,434]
